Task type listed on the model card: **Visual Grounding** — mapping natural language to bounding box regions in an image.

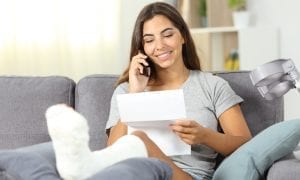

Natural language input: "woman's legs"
[131,131,193,180]
[46,104,147,179]
[47,104,192,180]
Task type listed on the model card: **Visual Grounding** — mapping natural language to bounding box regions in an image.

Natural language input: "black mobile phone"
[141,57,151,77]
[140,50,152,77]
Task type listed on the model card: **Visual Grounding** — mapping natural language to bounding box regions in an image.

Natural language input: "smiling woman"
[0,0,120,81]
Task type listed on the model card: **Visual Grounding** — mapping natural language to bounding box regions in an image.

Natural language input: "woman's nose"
[154,38,164,51]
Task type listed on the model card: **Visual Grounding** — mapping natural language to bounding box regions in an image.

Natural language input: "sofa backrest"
[216,71,284,136]
[75,74,118,151]
[0,76,75,149]
[0,71,284,150]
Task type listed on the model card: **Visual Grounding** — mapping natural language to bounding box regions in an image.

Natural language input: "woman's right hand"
[128,52,150,93]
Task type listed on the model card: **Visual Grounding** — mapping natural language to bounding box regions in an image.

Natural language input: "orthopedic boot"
[46,104,148,180]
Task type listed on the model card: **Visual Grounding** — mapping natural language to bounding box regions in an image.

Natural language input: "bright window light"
[0,0,120,79]
[0,0,119,46]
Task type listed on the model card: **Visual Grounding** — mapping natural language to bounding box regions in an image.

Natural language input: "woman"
[1,3,299,180]
[106,2,252,180]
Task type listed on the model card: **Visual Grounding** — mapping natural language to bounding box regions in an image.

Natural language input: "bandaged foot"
[46,104,148,180]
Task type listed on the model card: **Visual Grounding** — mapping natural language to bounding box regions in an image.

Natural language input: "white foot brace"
[46,104,148,180]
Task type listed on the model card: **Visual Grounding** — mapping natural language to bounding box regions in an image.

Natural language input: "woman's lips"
[156,51,171,61]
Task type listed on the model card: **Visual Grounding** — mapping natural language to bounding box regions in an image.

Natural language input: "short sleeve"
[212,76,243,118]
[105,83,128,130]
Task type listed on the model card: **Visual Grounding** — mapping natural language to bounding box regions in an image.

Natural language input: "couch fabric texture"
[0,76,75,149]
[0,71,298,180]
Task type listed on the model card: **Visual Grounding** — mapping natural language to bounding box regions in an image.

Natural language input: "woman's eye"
[164,33,173,38]
[144,39,153,43]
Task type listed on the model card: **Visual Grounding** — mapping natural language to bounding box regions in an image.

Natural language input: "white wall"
[0,0,122,82]
[0,0,176,81]
[119,0,153,71]
[248,0,300,120]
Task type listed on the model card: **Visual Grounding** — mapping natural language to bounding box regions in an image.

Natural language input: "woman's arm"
[107,52,151,146]
[202,104,252,156]
[107,121,128,146]
[171,104,252,156]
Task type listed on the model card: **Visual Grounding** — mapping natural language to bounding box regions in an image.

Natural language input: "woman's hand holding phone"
[128,52,151,93]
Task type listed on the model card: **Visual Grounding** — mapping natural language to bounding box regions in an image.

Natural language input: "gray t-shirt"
[106,70,243,179]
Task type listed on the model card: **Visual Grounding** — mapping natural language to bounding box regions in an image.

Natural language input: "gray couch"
[0,71,298,179]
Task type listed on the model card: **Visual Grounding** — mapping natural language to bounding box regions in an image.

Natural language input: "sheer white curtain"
[0,0,120,81]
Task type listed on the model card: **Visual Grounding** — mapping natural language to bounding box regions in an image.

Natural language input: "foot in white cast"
[46,104,148,180]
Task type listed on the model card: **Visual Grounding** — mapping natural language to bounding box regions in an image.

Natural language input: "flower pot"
[200,16,208,27]
[233,11,250,29]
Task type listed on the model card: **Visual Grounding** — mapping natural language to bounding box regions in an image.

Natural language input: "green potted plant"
[228,0,250,28]
[228,0,246,11]
[198,0,207,27]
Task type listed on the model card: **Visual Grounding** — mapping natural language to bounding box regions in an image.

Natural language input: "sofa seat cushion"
[0,76,75,149]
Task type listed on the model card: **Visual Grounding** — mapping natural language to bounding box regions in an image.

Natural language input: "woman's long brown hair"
[116,2,201,87]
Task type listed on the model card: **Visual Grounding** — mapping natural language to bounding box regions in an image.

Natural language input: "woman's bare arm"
[213,104,252,155]
[171,104,252,156]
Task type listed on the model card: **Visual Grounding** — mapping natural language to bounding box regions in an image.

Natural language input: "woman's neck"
[148,67,190,91]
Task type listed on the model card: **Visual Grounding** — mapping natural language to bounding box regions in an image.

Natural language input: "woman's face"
[142,15,185,70]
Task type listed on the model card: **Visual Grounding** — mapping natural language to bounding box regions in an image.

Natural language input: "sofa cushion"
[0,76,75,149]
[267,156,300,180]
[75,74,118,150]
[0,142,60,180]
[216,71,284,136]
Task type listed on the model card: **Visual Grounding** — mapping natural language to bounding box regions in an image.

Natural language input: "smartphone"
[139,50,152,77]
[141,57,151,77]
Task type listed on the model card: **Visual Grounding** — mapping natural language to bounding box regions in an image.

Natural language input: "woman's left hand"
[170,120,207,145]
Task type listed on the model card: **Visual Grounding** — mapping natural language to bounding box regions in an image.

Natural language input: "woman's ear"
[181,37,185,44]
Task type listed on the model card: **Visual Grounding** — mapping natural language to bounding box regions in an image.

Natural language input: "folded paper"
[117,89,191,156]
